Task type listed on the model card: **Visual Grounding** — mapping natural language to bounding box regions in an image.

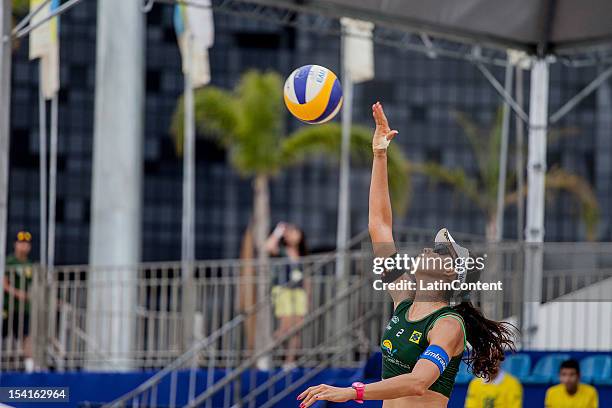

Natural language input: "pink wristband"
[351,382,365,404]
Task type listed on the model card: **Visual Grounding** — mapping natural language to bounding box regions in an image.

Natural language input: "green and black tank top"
[380,299,466,398]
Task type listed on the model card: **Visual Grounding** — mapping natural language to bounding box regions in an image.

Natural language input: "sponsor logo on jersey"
[423,349,448,370]
[391,316,399,324]
[409,330,422,344]
[381,339,396,355]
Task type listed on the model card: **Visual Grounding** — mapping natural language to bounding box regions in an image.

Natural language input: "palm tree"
[415,108,599,241]
[171,70,410,357]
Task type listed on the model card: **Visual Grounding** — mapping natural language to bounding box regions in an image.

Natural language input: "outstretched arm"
[298,360,439,406]
[368,102,397,251]
[368,102,413,306]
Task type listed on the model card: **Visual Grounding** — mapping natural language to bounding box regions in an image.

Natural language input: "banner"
[29,0,60,99]
[174,0,215,88]
[341,17,375,83]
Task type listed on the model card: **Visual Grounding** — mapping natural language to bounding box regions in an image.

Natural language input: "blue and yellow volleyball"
[284,65,343,124]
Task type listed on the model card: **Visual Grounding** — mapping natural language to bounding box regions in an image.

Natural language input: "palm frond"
[282,123,411,214]
[547,126,580,146]
[504,168,600,241]
[281,123,343,164]
[414,162,487,211]
[230,70,285,174]
[12,0,28,15]
[483,108,503,200]
[545,167,600,241]
[170,87,239,156]
[504,190,522,207]
[451,110,489,180]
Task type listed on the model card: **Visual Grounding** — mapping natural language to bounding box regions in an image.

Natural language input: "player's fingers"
[372,103,383,126]
[301,390,320,407]
[299,385,324,405]
[378,102,390,126]
[316,391,331,400]
[386,130,398,141]
[297,387,313,400]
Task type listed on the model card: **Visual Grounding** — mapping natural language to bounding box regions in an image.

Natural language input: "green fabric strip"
[431,313,467,350]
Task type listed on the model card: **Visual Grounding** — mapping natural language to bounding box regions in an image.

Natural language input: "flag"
[29,0,60,99]
[340,17,375,83]
[174,0,215,88]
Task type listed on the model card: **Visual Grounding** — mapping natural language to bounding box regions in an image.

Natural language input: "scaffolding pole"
[181,33,196,351]
[88,0,144,370]
[494,59,514,242]
[334,28,354,359]
[0,0,13,368]
[47,93,58,275]
[39,70,48,275]
[335,59,353,279]
[522,59,549,348]
[516,66,525,242]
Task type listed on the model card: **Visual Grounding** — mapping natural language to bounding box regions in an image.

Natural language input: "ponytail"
[452,301,517,381]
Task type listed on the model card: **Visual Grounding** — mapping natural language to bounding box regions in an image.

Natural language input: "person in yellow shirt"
[465,358,523,408]
[545,359,598,408]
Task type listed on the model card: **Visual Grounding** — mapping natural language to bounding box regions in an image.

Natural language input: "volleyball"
[284,65,343,124]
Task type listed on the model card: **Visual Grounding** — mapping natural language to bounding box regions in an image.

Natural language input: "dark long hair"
[452,301,517,381]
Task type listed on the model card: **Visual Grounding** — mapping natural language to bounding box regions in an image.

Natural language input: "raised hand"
[372,101,398,152]
[272,222,287,239]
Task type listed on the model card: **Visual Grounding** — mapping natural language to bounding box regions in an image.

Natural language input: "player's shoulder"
[503,372,522,388]
[468,376,486,388]
[428,314,465,354]
[432,313,464,332]
[545,383,565,395]
[579,383,598,395]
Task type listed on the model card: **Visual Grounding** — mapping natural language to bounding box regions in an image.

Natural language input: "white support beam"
[87,0,145,370]
[494,62,513,242]
[525,60,549,243]
[181,35,196,351]
[335,51,353,275]
[0,0,13,367]
[334,28,354,362]
[522,59,549,348]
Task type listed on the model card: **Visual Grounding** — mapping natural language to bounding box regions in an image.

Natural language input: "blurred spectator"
[265,222,309,369]
[465,358,522,407]
[3,231,34,372]
[545,359,598,408]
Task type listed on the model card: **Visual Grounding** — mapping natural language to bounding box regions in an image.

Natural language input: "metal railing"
[3,240,612,370]
[103,251,383,408]
[45,253,350,370]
